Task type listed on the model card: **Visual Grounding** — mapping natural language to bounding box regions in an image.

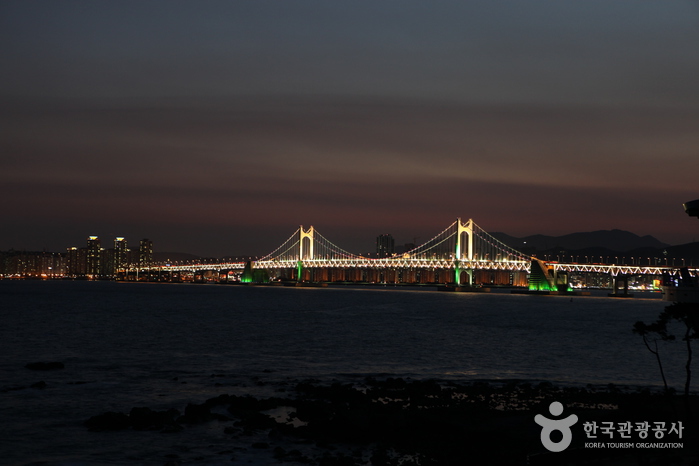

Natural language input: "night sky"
[2,1,699,257]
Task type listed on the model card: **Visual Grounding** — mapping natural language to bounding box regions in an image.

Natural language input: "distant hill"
[665,242,699,264]
[490,230,699,264]
[491,229,669,253]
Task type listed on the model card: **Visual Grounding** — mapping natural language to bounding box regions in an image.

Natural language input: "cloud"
[2,164,695,256]
[3,1,699,255]
[3,98,698,188]
[2,97,698,255]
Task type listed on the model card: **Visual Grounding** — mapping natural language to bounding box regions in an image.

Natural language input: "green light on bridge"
[528,260,572,292]
[528,260,557,292]
[240,261,270,283]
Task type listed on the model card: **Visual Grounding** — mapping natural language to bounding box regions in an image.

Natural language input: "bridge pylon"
[296,226,315,282]
[299,226,315,260]
[455,218,474,261]
[455,218,474,286]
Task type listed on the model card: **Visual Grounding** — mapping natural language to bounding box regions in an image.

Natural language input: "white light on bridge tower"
[454,218,475,286]
[455,218,474,261]
[299,226,315,260]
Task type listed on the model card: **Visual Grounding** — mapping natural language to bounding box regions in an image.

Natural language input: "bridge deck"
[119,260,697,277]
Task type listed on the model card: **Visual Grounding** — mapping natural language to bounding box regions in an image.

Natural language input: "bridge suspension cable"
[258,225,366,262]
[469,220,531,262]
[258,229,300,262]
[404,221,458,259]
[402,219,530,263]
[312,229,366,260]
[257,218,530,265]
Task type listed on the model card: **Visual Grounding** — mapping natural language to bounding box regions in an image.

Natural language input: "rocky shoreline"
[84,378,699,465]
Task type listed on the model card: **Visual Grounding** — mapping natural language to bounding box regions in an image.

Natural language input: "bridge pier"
[218,270,236,283]
[472,270,513,286]
[239,262,270,284]
[523,259,579,294]
[554,271,570,292]
[381,268,398,284]
[608,273,634,298]
[296,260,303,282]
[456,269,473,286]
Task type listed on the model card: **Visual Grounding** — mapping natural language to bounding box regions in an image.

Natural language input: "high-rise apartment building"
[66,247,79,276]
[99,247,110,276]
[114,237,128,272]
[139,238,153,266]
[86,236,101,277]
[376,234,395,258]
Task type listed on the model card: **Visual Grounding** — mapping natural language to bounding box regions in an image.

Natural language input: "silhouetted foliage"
[632,320,671,394]
[634,302,699,415]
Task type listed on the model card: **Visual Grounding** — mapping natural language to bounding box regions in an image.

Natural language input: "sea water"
[0,281,690,465]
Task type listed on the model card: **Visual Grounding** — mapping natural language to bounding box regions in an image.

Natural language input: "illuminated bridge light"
[116,219,695,288]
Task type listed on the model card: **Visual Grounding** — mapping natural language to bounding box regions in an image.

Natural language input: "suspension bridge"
[119,218,697,292]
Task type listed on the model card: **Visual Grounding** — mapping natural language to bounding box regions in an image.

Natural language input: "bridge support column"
[454,218,475,287]
[296,260,303,282]
[454,264,473,286]
[528,260,557,291]
[609,273,634,297]
[465,269,473,286]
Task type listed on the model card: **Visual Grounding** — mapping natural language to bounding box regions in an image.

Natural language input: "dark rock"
[30,381,47,389]
[179,402,212,424]
[25,361,64,371]
[211,413,231,422]
[129,407,157,429]
[204,393,233,408]
[224,394,282,431]
[84,411,130,431]
[129,407,180,430]
[274,447,312,463]
[160,423,183,433]
[83,379,699,465]
[232,410,276,430]
[318,452,359,466]
[268,427,283,442]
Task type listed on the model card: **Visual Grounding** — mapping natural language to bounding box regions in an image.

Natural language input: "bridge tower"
[454,218,474,286]
[297,226,315,281]
[299,226,315,260]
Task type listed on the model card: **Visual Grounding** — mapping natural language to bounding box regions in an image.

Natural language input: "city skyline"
[2,1,699,257]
